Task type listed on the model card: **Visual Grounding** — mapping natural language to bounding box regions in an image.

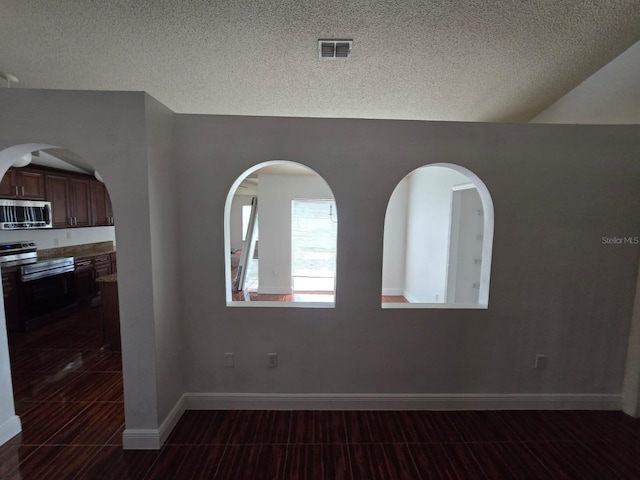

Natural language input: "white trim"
[382,302,488,309]
[0,415,21,446]
[184,392,621,411]
[122,429,161,450]
[122,394,186,450]
[257,286,293,295]
[381,288,404,296]
[403,290,420,303]
[158,394,186,445]
[227,301,334,309]
[451,183,475,191]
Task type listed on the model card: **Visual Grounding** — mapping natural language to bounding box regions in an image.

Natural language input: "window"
[381,163,493,309]
[242,204,252,241]
[291,199,337,292]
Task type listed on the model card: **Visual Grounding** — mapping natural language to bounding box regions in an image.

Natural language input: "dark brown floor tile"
[349,444,420,480]
[227,410,291,444]
[441,410,522,442]
[466,442,553,480]
[523,441,619,480]
[0,440,38,479]
[344,411,406,444]
[46,402,124,445]
[290,411,347,444]
[47,372,123,402]
[494,411,582,442]
[559,410,640,443]
[165,410,238,445]
[214,445,287,480]
[19,401,90,445]
[141,445,225,480]
[285,445,352,480]
[73,445,160,480]
[2,446,101,480]
[582,441,640,478]
[11,370,86,403]
[9,349,88,373]
[397,411,461,443]
[86,351,122,372]
[409,443,486,480]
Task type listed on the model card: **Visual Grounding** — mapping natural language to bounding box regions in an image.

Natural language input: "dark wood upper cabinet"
[70,178,92,227]
[3,165,113,229]
[0,168,46,200]
[46,174,93,228]
[46,174,72,228]
[0,169,18,198]
[90,180,114,226]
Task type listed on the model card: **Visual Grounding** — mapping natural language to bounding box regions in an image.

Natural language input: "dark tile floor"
[2,309,640,479]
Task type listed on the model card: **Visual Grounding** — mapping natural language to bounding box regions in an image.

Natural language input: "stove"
[1,241,77,332]
[0,241,75,281]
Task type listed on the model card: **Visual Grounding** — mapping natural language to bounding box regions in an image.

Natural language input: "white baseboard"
[382,288,404,296]
[403,290,420,303]
[184,392,621,411]
[122,394,185,450]
[0,415,22,446]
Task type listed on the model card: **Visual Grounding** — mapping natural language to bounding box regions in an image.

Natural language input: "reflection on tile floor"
[2,308,640,479]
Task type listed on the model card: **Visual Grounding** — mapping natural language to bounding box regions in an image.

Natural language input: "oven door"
[17,271,77,331]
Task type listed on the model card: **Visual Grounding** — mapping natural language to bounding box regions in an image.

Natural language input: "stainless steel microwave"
[0,199,52,229]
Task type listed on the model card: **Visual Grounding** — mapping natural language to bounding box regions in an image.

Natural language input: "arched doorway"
[0,144,124,448]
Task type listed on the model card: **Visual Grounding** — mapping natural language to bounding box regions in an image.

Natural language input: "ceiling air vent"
[318,40,353,59]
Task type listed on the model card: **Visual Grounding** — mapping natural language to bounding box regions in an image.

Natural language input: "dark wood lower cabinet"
[74,252,117,307]
[74,259,95,306]
[98,279,121,351]
[2,270,19,332]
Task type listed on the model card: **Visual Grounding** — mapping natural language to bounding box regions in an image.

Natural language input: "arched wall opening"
[381,163,494,308]
[224,160,338,308]
[0,143,121,442]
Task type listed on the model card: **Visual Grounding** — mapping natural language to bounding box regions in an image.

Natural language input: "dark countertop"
[38,241,115,261]
[96,273,117,283]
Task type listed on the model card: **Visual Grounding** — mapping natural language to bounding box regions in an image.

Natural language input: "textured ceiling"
[1,1,639,121]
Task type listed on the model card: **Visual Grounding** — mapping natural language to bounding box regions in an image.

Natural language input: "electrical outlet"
[66,231,72,239]
[535,354,547,370]
[53,238,59,246]
[224,353,234,368]
[268,353,278,368]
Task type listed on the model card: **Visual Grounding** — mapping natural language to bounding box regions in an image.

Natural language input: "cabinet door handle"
[14,186,18,196]
[21,186,25,196]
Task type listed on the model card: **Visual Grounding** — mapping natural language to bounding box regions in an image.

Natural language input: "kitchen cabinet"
[2,270,19,332]
[0,168,46,200]
[110,252,117,273]
[74,252,117,306]
[90,180,114,226]
[74,258,95,306]
[46,174,92,228]
[97,276,121,351]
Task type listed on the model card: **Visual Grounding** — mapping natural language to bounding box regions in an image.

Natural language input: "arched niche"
[224,160,338,308]
[381,163,494,309]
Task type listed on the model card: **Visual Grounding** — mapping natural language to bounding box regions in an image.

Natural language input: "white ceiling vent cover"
[318,40,353,59]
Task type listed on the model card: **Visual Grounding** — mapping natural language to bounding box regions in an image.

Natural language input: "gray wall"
[532,39,640,415]
[144,94,185,424]
[176,114,640,397]
[0,89,166,442]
